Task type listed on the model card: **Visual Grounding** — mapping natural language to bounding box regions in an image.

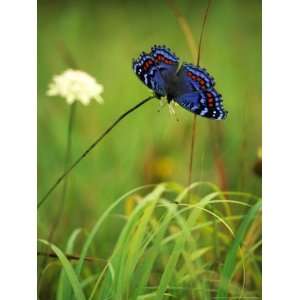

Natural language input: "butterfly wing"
[132,52,166,97]
[175,63,227,119]
[176,63,215,94]
[174,90,228,120]
[150,45,179,80]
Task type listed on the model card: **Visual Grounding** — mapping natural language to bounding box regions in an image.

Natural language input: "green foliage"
[39,182,261,299]
[57,228,82,300]
[216,201,261,299]
[39,239,86,300]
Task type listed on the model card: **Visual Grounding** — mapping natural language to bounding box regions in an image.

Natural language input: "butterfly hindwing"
[174,89,228,120]
[177,63,215,93]
[132,52,166,96]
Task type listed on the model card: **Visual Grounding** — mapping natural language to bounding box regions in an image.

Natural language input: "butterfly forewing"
[150,45,179,80]
[132,52,166,96]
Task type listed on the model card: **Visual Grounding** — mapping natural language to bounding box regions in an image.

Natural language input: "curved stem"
[38,95,156,209]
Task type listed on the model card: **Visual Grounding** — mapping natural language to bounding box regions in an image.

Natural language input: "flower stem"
[38,95,155,209]
[38,102,77,286]
[48,102,77,241]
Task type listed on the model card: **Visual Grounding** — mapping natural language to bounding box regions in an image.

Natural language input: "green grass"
[39,182,261,299]
[57,228,82,300]
[39,239,86,300]
[216,201,261,298]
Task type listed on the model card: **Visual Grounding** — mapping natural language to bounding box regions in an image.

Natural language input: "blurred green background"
[38,0,261,253]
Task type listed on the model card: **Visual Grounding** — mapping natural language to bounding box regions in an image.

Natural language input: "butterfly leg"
[157,98,168,112]
[168,101,180,122]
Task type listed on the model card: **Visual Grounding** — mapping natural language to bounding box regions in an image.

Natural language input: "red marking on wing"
[186,71,208,88]
[206,92,215,108]
[199,79,206,87]
[143,59,155,71]
[154,53,175,65]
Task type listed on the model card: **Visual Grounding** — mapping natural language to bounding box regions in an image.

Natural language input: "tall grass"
[38,182,261,299]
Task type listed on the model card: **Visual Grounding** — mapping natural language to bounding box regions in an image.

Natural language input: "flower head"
[47,69,104,105]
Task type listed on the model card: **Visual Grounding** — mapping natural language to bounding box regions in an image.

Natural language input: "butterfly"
[132,45,228,120]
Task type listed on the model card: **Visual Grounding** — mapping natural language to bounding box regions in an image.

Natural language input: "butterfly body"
[153,73,180,101]
[133,45,228,120]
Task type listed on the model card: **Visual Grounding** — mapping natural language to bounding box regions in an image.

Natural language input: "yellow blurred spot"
[257,147,262,159]
[153,157,174,179]
[124,194,140,216]
[169,224,180,234]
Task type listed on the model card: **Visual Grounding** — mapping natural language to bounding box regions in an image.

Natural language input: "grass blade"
[96,184,166,300]
[39,239,86,300]
[155,236,185,300]
[131,203,176,299]
[115,185,165,298]
[216,200,262,299]
[57,228,82,300]
[76,184,156,277]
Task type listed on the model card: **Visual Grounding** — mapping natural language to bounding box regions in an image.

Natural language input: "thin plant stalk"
[166,2,216,297]
[187,114,197,186]
[38,95,156,209]
[187,0,212,187]
[48,102,77,243]
[170,3,219,267]
[165,0,212,187]
[38,103,77,292]
[37,251,105,263]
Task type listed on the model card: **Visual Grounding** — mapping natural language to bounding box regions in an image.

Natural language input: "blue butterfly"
[132,45,228,120]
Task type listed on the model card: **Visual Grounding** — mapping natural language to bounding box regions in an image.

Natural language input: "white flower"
[47,69,104,105]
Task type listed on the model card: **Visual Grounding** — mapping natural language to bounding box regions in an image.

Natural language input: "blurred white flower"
[47,69,104,105]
